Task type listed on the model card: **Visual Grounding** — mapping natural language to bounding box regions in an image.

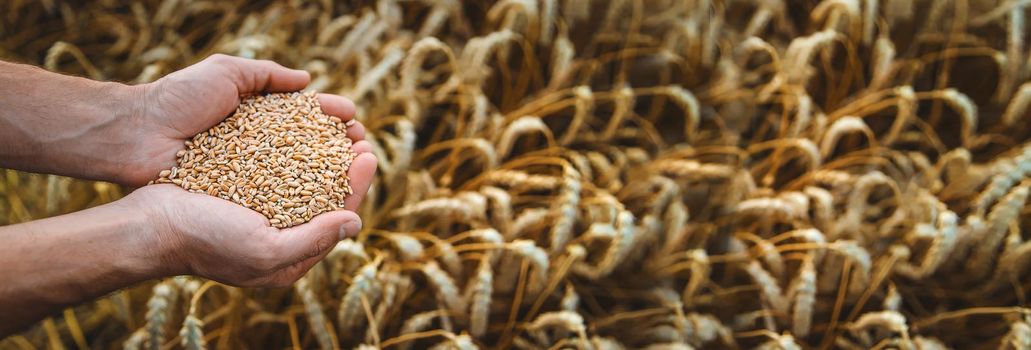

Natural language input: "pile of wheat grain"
[151,91,356,228]
[4,0,1031,349]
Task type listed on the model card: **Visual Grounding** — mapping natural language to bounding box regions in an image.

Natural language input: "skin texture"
[0,55,378,336]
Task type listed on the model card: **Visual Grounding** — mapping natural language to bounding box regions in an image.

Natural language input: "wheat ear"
[295,277,335,350]
[789,256,817,337]
[339,259,381,334]
[144,282,177,350]
[467,256,494,337]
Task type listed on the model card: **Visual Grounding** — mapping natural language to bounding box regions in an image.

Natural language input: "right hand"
[120,141,377,288]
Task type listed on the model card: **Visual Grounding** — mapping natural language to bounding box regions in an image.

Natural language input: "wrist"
[114,188,190,278]
[101,82,152,186]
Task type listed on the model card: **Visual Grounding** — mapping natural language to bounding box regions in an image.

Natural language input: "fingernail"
[338,218,362,240]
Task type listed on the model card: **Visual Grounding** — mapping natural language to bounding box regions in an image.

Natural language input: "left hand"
[118,54,367,187]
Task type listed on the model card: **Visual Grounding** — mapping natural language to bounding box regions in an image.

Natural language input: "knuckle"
[309,235,335,259]
[207,53,231,63]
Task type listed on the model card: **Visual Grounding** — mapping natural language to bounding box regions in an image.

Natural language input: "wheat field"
[2,0,1031,349]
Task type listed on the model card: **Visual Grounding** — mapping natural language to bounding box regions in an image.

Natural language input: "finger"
[206,54,311,94]
[352,140,373,154]
[317,93,357,120]
[274,210,362,267]
[346,120,366,141]
[344,153,378,211]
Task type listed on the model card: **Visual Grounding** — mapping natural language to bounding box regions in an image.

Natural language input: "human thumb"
[277,210,362,264]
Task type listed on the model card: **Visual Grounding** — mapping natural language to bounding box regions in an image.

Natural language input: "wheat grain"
[152,92,356,228]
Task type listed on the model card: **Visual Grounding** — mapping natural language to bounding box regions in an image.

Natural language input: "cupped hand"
[123,138,376,287]
[117,54,378,287]
[121,54,368,187]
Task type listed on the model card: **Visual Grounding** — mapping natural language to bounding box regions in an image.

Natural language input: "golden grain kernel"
[152,92,356,228]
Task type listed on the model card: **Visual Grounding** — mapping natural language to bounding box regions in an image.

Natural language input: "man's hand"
[121,54,368,187]
[123,140,375,287]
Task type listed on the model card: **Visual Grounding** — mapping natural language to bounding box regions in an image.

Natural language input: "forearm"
[0,197,178,336]
[0,60,144,183]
